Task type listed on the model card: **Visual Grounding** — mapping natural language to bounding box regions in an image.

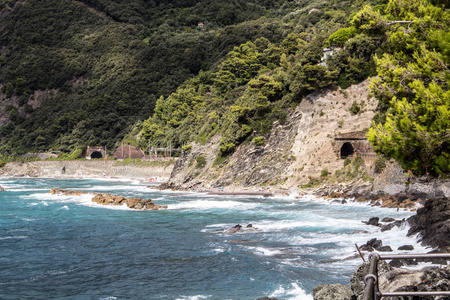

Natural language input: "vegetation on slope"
[0,0,298,153]
[138,1,385,160]
[139,0,450,178]
[1,0,447,179]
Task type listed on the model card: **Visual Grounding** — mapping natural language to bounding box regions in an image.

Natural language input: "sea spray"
[0,178,424,300]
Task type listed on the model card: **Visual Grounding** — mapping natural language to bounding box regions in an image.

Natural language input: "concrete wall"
[0,160,175,180]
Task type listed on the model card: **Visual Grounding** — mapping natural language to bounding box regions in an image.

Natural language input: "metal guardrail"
[363,253,450,300]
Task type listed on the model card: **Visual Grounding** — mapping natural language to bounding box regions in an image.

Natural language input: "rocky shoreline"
[312,260,450,300]
[49,188,167,210]
[3,164,450,299]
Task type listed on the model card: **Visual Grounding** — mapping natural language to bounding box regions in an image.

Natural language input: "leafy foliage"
[365,0,450,176]
[0,0,290,154]
[0,0,386,161]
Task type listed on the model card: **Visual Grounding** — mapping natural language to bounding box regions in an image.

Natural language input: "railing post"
[363,253,450,300]
[364,253,380,300]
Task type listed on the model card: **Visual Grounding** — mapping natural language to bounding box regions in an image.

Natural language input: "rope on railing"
[363,253,450,300]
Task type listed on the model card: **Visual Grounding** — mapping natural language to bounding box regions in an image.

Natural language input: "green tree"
[5,82,14,98]
[327,27,357,47]
[367,0,450,176]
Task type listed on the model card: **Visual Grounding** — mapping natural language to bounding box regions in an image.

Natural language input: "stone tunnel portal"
[340,142,354,159]
[90,151,103,159]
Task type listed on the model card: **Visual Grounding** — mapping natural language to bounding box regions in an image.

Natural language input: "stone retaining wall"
[0,160,175,180]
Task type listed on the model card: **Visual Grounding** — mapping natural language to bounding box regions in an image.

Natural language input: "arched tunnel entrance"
[90,151,103,159]
[340,142,354,159]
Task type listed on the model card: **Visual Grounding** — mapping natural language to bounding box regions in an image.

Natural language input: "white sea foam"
[270,282,313,300]
[167,199,260,210]
[0,235,28,240]
[248,246,285,256]
[81,184,149,193]
[254,217,366,232]
[176,295,211,300]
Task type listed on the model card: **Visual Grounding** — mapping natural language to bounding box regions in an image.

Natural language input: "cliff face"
[166,80,378,190]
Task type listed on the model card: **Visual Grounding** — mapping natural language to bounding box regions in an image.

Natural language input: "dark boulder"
[381,217,396,223]
[389,258,417,268]
[380,220,403,232]
[398,245,414,251]
[359,238,383,252]
[362,217,380,226]
[407,198,450,250]
[376,246,393,252]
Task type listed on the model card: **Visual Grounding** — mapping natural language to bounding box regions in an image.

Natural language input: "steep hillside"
[143,0,450,189]
[1,0,314,153]
[166,80,377,191]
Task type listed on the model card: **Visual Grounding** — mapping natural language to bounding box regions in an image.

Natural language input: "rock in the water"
[91,193,167,210]
[380,220,403,232]
[398,245,414,251]
[225,224,242,234]
[376,246,393,252]
[49,188,87,196]
[381,217,396,223]
[362,217,380,226]
[224,224,259,234]
[0,185,6,191]
[49,189,167,210]
[313,283,353,300]
[360,238,383,252]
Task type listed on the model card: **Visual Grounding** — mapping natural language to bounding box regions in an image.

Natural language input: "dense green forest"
[138,0,449,176]
[1,0,449,176]
[0,0,297,152]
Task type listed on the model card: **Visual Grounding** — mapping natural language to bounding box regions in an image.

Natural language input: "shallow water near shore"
[0,178,427,299]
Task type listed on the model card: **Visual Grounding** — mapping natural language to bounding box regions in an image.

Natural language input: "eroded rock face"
[379,266,450,299]
[49,189,167,210]
[313,283,353,300]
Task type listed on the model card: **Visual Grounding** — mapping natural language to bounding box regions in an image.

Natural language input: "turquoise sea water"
[0,178,425,299]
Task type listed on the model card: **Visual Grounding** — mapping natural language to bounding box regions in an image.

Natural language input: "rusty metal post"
[364,253,380,300]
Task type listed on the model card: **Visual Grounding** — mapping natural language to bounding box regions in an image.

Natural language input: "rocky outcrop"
[407,198,450,251]
[164,80,378,191]
[49,189,167,210]
[379,266,450,299]
[350,261,393,300]
[314,260,450,300]
[313,283,353,300]
[223,224,260,234]
[323,191,423,210]
[49,188,87,196]
[92,193,167,210]
[0,186,6,191]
